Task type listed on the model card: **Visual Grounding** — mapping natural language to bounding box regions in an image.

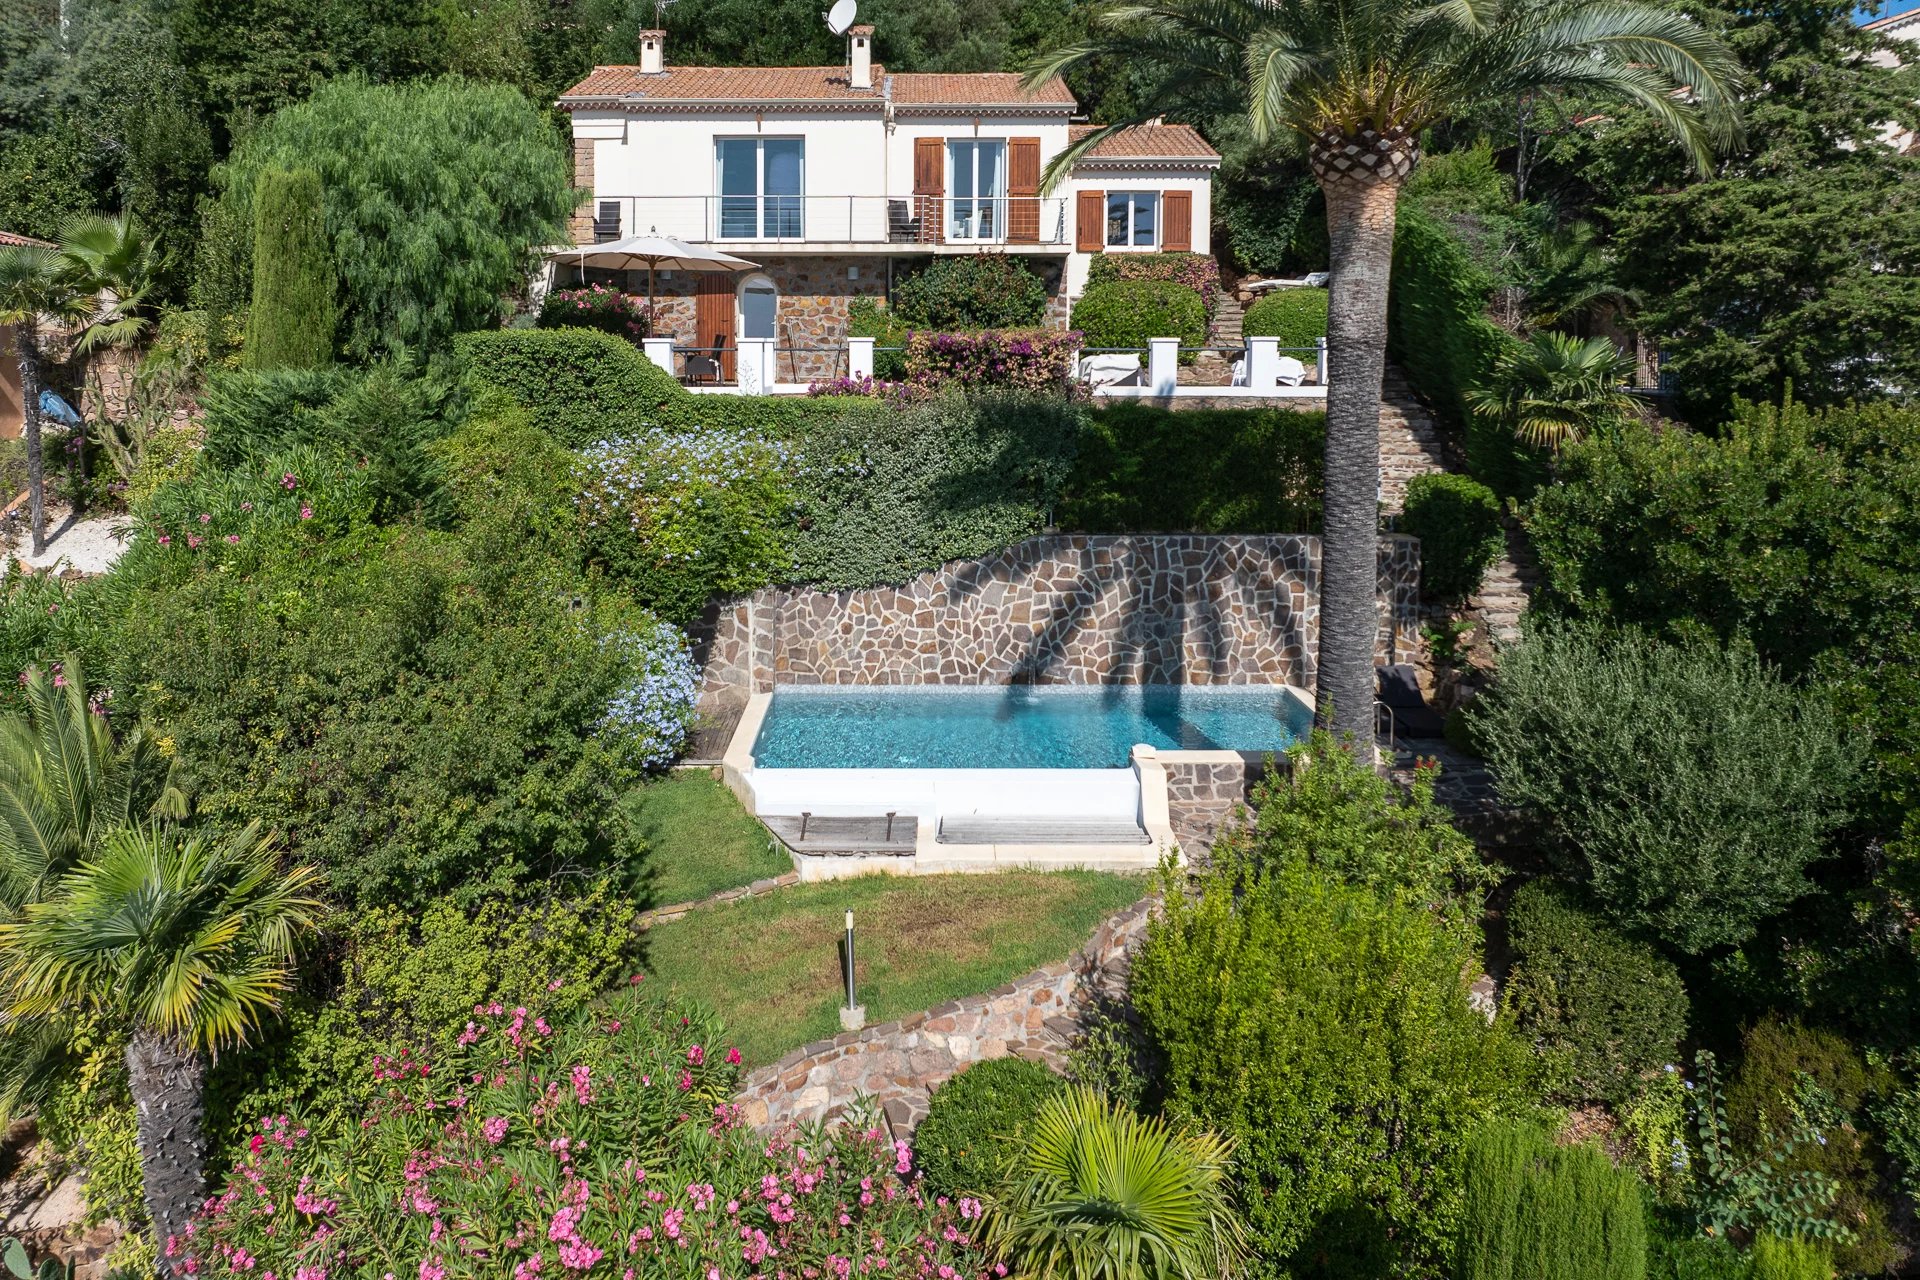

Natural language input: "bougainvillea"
[803,375,927,403]
[176,985,995,1280]
[575,428,798,623]
[539,284,654,343]
[902,330,1083,398]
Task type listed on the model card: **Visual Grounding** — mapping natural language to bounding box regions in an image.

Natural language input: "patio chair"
[887,200,922,243]
[1376,663,1446,746]
[683,333,727,384]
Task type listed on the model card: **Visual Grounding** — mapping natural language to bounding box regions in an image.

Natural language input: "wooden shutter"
[1162,190,1192,252]
[1075,189,1105,253]
[1008,137,1041,243]
[913,137,945,244]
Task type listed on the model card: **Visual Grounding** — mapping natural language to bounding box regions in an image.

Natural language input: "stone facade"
[568,146,596,244]
[1163,753,1274,853]
[736,898,1154,1136]
[699,534,1422,700]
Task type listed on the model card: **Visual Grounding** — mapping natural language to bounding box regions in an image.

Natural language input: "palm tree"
[0,656,185,914]
[1028,0,1740,744]
[986,1085,1246,1280]
[0,214,154,554]
[0,823,323,1272]
[1466,329,1638,450]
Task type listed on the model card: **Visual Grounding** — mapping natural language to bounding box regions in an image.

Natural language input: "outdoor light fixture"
[840,908,865,1031]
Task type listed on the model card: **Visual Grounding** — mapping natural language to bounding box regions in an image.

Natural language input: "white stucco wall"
[1061,168,1215,296]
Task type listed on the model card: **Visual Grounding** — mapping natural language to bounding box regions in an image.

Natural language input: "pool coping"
[719,684,1312,880]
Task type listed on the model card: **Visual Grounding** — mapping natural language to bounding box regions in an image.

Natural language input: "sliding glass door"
[948,139,1006,241]
[716,138,804,239]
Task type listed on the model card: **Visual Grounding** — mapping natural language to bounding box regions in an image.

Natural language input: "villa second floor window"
[716,138,804,239]
[1106,192,1158,248]
[949,139,1006,241]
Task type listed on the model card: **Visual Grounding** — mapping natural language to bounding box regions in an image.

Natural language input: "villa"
[555,26,1221,381]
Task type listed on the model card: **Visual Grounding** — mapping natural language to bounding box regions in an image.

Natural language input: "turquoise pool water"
[751,684,1312,769]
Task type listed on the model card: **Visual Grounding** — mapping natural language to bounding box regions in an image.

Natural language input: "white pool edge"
[718,684,1313,880]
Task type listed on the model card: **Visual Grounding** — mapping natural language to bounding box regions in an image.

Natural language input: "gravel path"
[3,508,134,576]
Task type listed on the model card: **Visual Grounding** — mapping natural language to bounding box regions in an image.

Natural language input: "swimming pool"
[750,684,1314,770]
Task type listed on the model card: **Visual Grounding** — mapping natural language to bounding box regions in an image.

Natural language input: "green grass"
[622,771,792,909]
[639,871,1147,1066]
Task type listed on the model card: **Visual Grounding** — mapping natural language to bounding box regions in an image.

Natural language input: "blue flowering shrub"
[599,620,700,772]
[576,427,798,624]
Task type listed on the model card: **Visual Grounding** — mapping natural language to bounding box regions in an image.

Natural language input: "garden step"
[764,814,915,852]
[936,818,1152,846]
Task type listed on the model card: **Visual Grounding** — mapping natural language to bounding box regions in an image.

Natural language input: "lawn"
[639,870,1148,1066]
[622,771,793,908]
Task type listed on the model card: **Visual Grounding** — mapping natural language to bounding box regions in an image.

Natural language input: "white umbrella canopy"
[549,233,759,308]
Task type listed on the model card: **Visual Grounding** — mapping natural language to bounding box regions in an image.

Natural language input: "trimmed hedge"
[1458,1120,1648,1280]
[245,167,334,370]
[1060,404,1323,534]
[1069,280,1207,360]
[914,1057,1064,1199]
[1243,288,1328,351]
[1504,880,1690,1106]
[1388,207,1542,499]
[1085,251,1221,318]
[894,254,1048,330]
[454,327,681,446]
[1402,472,1504,601]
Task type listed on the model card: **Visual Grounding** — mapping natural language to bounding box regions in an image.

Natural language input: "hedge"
[453,327,682,446]
[1069,280,1208,360]
[1388,207,1543,499]
[894,254,1048,329]
[914,1058,1064,1199]
[1086,251,1221,318]
[1061,404,1322,534]
[1458,1120,1648,1280]
[1401,472,1504,601]
[848,297,909,380]
[1243,288,1327,351]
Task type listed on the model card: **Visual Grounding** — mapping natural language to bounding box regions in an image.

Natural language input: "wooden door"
[696,272,736,382]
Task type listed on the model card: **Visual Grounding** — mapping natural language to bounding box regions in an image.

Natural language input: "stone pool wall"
[1162,752,1277,854]
[698,534,1420,699]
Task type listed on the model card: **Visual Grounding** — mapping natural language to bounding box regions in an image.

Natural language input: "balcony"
[587,195,1071,250]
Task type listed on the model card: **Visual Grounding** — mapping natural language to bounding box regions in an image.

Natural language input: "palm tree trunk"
[125,1028,210,1274]
[15,326,46,557]
[1312,133,1413,750]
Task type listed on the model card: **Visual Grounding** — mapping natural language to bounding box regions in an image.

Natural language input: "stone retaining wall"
[1163,753,1276,853]
[699,534,1420,699]
[735,897,1155,1137]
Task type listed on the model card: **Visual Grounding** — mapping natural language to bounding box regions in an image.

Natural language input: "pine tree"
[245,167,333,369]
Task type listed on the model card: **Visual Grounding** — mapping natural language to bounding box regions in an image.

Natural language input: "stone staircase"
[1378,370,1448,514]
[1468,524,1541,646]
[1186,294,1247,386]
[1212,293,1245,346]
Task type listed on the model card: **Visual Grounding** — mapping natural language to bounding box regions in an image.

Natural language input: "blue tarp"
[37,390,82,426]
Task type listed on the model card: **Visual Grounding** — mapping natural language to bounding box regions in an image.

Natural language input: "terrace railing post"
[642,337,676,375]
[1147,337,1180,396]
[1316,336,1329,386]
[848,336,876,380]
[1247,335,1281,391]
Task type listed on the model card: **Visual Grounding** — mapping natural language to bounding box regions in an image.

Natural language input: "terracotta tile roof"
[1070,123,1220,161]
[0,229,54,248]
[889,73,1075,106]
[561,64,886,102]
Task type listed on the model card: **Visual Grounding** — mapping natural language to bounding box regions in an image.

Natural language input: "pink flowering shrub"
[130,445,374,575]
[539,284,654,342]
[902,330,1083,397]
[178,984,995,1280]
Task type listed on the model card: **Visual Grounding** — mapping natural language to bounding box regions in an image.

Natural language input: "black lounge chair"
[1376,664,1446,744]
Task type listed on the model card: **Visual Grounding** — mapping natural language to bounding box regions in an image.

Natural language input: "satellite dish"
[826,0,857,35]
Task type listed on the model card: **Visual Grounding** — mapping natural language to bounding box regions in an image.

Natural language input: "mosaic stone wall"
[1163,754,1274,854]
[699,534,1421,699]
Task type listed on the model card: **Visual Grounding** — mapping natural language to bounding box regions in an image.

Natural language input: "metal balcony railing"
[589,195,1071,247]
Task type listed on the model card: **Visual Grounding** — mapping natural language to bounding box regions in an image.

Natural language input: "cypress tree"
[1457,1121,1646,1280]
[246,167,334,369]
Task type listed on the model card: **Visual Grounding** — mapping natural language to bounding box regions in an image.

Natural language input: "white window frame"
[714,136,806,240]
[948,139,1008,242]
[1105,190,1160,250]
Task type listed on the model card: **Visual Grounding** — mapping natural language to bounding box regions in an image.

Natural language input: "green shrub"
[1403,472,1505,601]
[127,422,201,510]
[454,326,683,446]
[1726,1019,1900,1276]
[1750,1235,1832,1280]
[848,297,909,380]
[1131,851,1533,1276]
[893,253,1048,329]
[1881,1076,1920,1221]
[1456,1120,1647,1280]
[1504,880,1689,1105]
[1522,402,1920,828]
[244,168,334,369]
[1213,176,1324,277]
[1085,251,1221,316]
[1388,206,1542,499]
[206,76,573,361]
[1647,1208,1752,1280]
[1069,279,1206,358]
[577,428,798,623]
[1231,725,1494,919]
[1243,287,1328,350]
[914,1057,1064,1199]
[788,392,1079,589]
[1474,627,1861,954]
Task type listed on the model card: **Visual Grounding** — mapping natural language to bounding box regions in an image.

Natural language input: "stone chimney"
[848,24,873,90]
[639,29,665,74]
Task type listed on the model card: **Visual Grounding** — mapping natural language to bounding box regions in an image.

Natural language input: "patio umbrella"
[548,232,759,310]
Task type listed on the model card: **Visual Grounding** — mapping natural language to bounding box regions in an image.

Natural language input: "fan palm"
[986,1085,1246,1280]
[1028,0,1740,745]
[1467,329,1638,449]
[0,213,155,554]
[0,823,323,1271]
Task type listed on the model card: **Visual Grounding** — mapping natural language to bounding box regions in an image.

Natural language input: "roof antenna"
[825,0,857,36]
[654,0,678,26]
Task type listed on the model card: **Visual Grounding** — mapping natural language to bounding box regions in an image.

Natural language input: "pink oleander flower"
[482,1116,510,1145]
[687,1044,704,1066]
[725,1047,742,1065]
